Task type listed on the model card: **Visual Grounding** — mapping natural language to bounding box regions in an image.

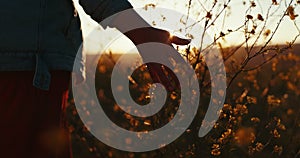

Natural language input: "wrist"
[124,27,170,45]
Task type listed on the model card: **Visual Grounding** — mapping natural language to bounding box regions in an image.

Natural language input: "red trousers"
[0,71,72,158]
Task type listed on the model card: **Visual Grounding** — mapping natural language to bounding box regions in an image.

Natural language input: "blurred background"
[68,0,300,157]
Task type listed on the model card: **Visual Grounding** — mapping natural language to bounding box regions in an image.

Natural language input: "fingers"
[146,63,180,92]
[169,35,191,45]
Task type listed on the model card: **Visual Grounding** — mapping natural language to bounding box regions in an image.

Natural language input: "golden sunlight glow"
[73,0,300,54]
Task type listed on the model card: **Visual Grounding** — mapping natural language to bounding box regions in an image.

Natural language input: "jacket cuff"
[80,0,133,25]
[73,46,86,84]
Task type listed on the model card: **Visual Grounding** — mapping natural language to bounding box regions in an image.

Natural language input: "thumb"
[169,35,191,45]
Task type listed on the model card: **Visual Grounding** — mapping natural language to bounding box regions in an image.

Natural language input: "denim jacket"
[0,0,132,90]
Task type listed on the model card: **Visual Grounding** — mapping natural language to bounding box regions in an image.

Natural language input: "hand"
[108,9,190,91]
[124,27,191,91]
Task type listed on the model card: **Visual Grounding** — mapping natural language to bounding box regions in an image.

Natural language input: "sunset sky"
[74,0,300,54]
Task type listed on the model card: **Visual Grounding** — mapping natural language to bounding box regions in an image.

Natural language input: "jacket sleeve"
[79,0,133,23]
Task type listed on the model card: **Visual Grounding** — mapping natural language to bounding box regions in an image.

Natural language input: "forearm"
[79,0,155,43]
[78,0,146,29]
